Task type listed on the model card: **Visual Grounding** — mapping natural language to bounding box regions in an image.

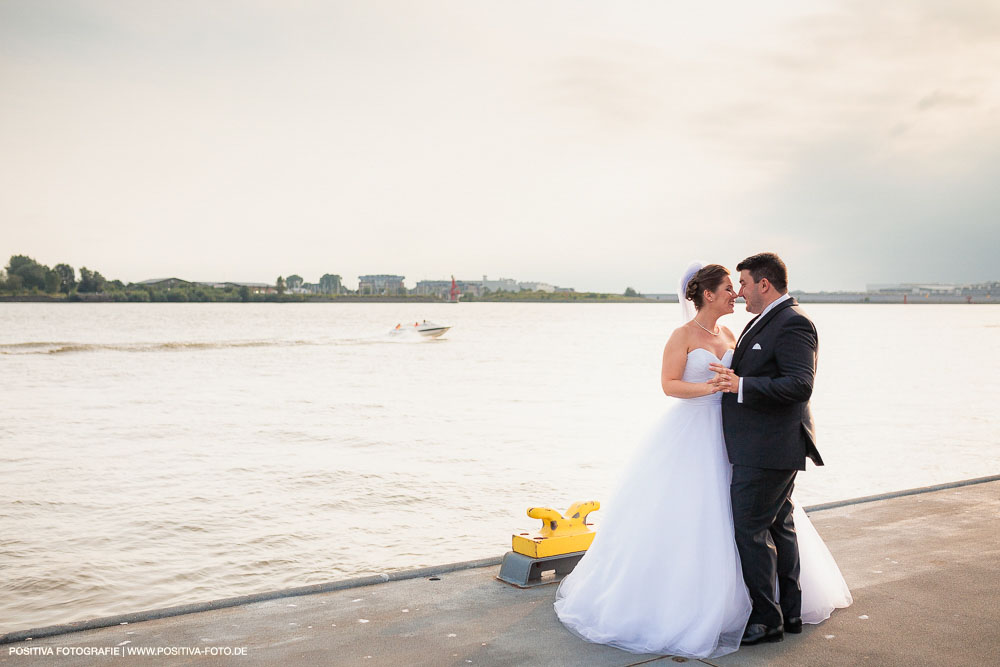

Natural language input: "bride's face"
[708,277,737,315]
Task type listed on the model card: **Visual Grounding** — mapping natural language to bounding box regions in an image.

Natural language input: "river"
[2,302,998,632]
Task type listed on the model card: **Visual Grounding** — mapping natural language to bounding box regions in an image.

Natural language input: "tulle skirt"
[796,502,854,623]
[554,400,852,658]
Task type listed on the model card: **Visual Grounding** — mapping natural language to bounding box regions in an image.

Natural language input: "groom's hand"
[708,363,740,394]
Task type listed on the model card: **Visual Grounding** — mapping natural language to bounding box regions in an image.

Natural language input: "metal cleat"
[497,501,599,588]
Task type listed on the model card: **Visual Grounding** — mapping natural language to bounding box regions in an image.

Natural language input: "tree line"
[0,255,253,302]
[2,254,648,302]
[2,255,359,302]
[1,255,111,295]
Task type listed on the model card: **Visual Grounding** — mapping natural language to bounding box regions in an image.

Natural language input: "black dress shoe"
[785,617,803,634]
[741,623,784,645]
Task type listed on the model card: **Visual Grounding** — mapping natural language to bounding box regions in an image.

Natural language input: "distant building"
[517,281,556,293]
[961,282,998,298]
[136,278,193,289]
[415,279,483,299]
[319,274,343,294]
[297,282,322,294]
[359,274,406,295]
[415,280,451,299]
[864,282,997,302]
[456,280,483,298]
[640,293,679,302]
[481,275,519,293]
[138,278,279,294]
[867,283,959,295]
[222,281,275,294]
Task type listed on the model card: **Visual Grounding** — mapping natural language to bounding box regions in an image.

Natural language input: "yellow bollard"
[512,501,600,558]
[498,500,600,587]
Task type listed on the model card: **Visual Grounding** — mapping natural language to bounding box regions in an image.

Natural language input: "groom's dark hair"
[737,252,788,293]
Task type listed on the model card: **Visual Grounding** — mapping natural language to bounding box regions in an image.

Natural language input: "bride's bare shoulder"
[665,323,693,350]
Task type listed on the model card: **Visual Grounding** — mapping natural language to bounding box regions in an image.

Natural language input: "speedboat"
[389,320,451,338]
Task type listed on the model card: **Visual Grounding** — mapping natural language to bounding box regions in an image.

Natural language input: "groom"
[710,252,823,646]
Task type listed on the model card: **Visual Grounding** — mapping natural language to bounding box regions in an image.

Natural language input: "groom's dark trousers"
[731,465,800,628]
[721,296,823,630]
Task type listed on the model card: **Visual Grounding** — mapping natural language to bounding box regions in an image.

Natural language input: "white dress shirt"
[737,293,791,403]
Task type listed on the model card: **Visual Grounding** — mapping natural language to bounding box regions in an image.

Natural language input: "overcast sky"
[2,1,998,292]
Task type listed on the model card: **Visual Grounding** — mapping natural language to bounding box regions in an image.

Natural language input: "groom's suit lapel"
[735,316,758,350]
[733,298,797,368]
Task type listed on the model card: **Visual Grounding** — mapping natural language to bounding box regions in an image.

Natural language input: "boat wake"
[0,340,319,355]
[0,334,449,355]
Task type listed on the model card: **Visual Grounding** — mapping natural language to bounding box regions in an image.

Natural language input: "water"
[2,302,999,633]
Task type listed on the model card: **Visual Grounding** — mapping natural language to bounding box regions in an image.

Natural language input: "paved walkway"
[3,479,998,666]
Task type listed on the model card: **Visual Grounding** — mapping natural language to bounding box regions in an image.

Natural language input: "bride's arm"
[661,328,720,398]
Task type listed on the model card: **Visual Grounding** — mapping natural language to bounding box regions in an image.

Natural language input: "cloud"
[915,91,979,111]
[746,134,1000,289]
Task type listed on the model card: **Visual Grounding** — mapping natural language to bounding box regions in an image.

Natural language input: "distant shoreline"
[0,294,995,304]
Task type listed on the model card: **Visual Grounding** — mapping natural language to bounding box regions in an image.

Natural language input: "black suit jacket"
[721,297,824,470]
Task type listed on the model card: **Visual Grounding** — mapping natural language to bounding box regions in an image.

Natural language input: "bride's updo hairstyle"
[684,264,729,310]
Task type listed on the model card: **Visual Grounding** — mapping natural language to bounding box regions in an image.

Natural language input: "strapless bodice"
[681,348,734,405]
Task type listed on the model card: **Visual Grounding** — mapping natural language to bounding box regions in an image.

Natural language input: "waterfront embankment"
[2,475,998,666]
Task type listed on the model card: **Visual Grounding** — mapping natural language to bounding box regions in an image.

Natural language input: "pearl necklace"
[693,318,719,336]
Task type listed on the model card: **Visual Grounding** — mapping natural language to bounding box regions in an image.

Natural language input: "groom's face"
[738,270,764,314]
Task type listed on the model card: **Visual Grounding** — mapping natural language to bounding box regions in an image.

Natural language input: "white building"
[415,279,482,299]
[867,283,958,295]
[359,274,406,295]
[481,275,519,293]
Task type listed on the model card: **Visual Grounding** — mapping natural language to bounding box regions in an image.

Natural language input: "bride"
[553,262,852,659]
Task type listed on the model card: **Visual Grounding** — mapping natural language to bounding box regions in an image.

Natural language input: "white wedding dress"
[554,348,853,659]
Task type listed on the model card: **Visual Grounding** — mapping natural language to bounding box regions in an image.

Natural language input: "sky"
[2,1,999,293]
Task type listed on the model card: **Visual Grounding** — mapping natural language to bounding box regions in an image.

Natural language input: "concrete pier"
[3,478,999,666]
